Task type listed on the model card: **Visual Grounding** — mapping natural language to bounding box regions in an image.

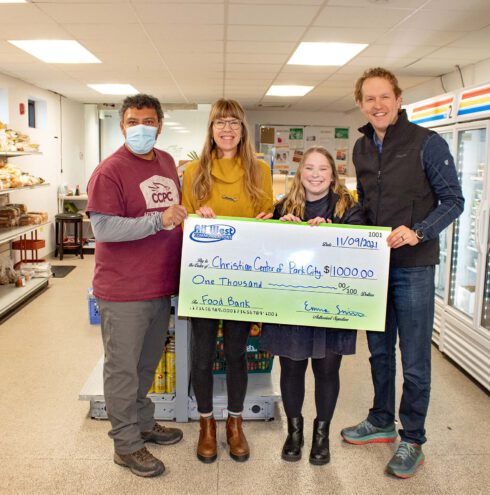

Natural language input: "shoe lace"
[133,447,155,462]
[394,442,416,461]
[152,423,167,433]
[359,420,376,433]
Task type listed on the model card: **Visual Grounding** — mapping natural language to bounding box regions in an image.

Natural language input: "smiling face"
[212,117,242,158]
[358,76,402,141]
[300,151,333,201]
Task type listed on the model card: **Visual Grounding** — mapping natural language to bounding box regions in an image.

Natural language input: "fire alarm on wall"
[19,103,25,115]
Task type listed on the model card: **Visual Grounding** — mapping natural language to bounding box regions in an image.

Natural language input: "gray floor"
[0,256,488,495]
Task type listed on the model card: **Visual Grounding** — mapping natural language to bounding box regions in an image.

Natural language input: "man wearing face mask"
[87,94,187,478]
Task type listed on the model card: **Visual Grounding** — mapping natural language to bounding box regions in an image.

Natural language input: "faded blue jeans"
[366,265,435,445]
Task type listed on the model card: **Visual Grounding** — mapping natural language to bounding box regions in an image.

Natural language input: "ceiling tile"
[227,25,304,42]
[35,2,135,23]
[228,4,318,26]
[314,6,411,29]
[133,3,224,24]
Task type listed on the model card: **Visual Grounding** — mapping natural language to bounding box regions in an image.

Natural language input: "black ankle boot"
[281,416,304,462]
[309,418,330,465]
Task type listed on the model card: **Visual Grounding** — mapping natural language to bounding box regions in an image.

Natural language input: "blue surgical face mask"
[125,124,158,155]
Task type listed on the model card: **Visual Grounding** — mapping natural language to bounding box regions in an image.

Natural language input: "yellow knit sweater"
[182,156,273,218]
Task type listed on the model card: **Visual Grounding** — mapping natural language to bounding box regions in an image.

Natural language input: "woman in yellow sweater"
[182,98,273,464]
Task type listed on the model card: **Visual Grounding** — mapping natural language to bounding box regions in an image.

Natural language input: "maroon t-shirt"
[87,145,183,302]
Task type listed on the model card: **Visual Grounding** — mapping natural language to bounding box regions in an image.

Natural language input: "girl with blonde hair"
[182,98,273,464]
[261,146,364,466]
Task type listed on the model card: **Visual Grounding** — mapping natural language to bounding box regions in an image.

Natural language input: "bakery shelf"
[0,222,50,244]
[0,276,49,321]
[0,182,50,195]
[0,151,42,158]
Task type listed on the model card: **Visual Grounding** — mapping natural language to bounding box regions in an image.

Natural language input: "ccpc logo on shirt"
[190,224,236,243]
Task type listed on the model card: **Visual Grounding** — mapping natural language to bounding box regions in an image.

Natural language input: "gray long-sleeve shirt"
[90,211,169,242]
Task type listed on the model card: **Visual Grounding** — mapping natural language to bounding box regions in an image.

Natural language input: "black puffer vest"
[353,110,439,268]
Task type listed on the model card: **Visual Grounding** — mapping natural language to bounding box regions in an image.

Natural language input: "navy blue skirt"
[260,323,356,360]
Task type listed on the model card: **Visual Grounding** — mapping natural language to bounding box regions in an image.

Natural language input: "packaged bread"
[0,217,17,228]
[0,206,21,219]
[19,213,42,225]
[6,203,27,214]
[26,211,48,223]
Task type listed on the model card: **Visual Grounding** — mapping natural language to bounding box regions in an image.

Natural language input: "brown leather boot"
[226,415,250,462]
[197,416,217,463]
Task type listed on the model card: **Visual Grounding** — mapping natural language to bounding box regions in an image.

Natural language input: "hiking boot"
[141,422,183,445]
[114,447,165,477]
[341,419,397,444]
[386,441,425,478]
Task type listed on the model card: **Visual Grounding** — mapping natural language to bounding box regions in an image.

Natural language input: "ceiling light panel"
[266,85,314,97]
[88,84,138,95]
[288,42,367,66]
[8,40,101,63]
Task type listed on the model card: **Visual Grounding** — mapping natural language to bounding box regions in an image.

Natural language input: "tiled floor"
[0,255,488,495]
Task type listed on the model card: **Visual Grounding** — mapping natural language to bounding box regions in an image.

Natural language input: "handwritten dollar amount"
[323,265,375,279]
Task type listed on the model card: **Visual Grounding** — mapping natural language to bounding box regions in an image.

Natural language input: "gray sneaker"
[341,419,397,444]
[386,441,424,478]
[114,447,165,477]
[142,422,183,445]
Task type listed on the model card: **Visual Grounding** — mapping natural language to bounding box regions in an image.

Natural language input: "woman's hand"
[307,216,326,226]
[196,206,216,218]
[256,212,273,220]
[279,213,302,223]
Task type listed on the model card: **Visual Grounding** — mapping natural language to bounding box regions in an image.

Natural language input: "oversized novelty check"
[178,215,391,331]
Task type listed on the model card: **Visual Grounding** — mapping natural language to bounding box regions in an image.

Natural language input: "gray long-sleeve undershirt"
[90,211,165,242]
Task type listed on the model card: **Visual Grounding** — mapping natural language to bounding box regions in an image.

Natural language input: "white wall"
[84,104,99,188]
[403,57,490,105]
[0,71,85,256]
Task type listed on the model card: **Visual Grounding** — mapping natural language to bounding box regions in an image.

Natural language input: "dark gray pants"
[97,297,171,454]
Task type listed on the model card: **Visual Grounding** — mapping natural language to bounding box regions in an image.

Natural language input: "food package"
[6,203,27,214]
[18,261,51,278]
[0,121,40,153]
[26,211,48,223]
[0,258,21,285]
[18,213,42,226]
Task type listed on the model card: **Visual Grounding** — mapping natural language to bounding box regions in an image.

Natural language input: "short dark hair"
[120,94,163,122]
[354,67,402,103]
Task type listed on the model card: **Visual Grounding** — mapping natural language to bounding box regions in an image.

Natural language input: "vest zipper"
[375,155,382,224]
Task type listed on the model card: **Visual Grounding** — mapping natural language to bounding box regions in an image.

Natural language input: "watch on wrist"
[415,229,424,241]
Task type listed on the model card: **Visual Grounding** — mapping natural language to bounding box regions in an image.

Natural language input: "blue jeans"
[367,266,435,445]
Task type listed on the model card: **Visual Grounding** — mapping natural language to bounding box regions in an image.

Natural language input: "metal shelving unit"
[79,297,280,422]
[0,151,50,320]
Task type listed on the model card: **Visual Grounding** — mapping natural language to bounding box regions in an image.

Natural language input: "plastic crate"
[87,288,100,325]
[213,335,274,374]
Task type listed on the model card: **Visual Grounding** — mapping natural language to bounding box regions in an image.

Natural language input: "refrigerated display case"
[406,84,490,390]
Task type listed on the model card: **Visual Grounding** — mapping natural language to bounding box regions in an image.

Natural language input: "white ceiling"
[0,0,490,112]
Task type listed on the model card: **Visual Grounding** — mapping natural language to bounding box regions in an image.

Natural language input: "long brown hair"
[278,146,355,219]
[191,98,264,207]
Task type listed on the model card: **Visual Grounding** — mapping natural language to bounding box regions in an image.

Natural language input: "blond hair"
[278,147,354,219]
[354,67,402,103]
[191,98,264,207]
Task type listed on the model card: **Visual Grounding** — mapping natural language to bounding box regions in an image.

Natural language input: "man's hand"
[161,205,188,229]
[387,226,419,249]
[195,206,216,218]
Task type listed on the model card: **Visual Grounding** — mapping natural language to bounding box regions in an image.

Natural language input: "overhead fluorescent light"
[8,40,100,63]
[266,85,313,97]
[288,42,368,66]
[88,84,138,95]
[164,121,180,126]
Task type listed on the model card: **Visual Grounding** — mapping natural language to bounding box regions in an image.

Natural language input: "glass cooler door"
[434,131,454,300]
[448,127,487,319]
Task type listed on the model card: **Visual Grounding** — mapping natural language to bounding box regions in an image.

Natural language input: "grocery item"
[0,121,40,153]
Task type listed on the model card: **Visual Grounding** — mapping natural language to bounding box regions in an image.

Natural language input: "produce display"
[0,121,40,153]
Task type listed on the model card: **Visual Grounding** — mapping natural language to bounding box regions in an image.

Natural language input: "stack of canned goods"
[149,334,176,394]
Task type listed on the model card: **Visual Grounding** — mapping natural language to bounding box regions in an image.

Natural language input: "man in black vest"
[341,68,464,478]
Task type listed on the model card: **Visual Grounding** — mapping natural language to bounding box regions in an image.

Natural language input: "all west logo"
[190,224,236,243]
[140,175,179,209]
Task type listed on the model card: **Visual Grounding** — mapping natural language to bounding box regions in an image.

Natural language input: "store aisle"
[0,255,488,495]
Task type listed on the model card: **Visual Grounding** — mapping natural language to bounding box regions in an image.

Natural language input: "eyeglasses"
[213,119,242,130]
